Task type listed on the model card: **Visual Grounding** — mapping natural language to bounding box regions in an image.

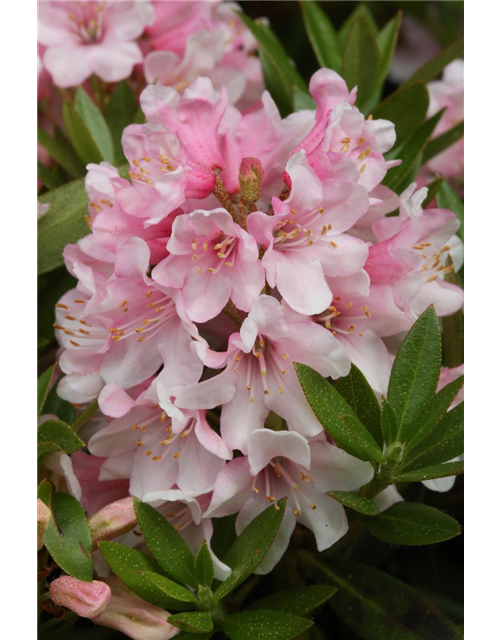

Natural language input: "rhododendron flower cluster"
[51,67,463,573]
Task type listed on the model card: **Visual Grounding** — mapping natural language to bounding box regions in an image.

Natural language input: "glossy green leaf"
[405,376,464,449]
[248,585,337,616]
[220,610,313,640]
[339,4,378,44]
[37,479,54,507]
[71,398,99,433]
[295,363,384,464]
[37,419,85,455]
[380,399,398,446]
[210,514,237,560]
[141,571,198,603]
[341,15,380,109]
[328,491,379,516]
[336,364,382,447]
[394,460,463,483]
[98,542,189,610]
[195,541,214,588]
[372,82,429,148]
[37,176,90,275]
[404,402,464,470]
[437,180,464,241]
[308,556,462,639]
[105,81,137,164]
[423,121,464,164]
[63,100,104,165]
[134,498,197,588]
[238,13,307,118]
[168,612,213,634]
[300,0,341,72]
[38,363,56,417]
[376,12,402,90]
[293,86,316,111]
[401,39,464,89]
[176,634,213,640]
[75,87,114,163]
[364,502,461,545]
[387,306,441,439]
[216,498,287,599]
[44,493,93,581]
[422,175,443,207]
[37,126,85,179]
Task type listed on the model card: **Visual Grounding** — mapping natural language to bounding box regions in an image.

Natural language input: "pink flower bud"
[37,499,52,550]
[50,577,111,619]
[94,577,178,639]
[239,157,264,204]
[88,497,137,544]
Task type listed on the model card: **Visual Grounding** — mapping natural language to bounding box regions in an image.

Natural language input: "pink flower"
[206,429,373,573]
[50,577,111,619]
[55,237,203,403]
[247,151,369,315]
[94,577,178,639]
[88,382,231,499]
[153,208,265,322]
[364,183,464,320]
[176,295,350,452]
[88,496,137,544]
[426,60,464,181]
[38,0,154,87]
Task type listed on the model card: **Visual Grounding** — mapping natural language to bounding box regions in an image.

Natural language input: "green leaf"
[216,498,287,599]
[141,571,198,603]
[437,179,464,241]
[380,398,398,446]
[387,306,441,440]
[195,541,214,588]
[134,498,197,588]
[168,612,213,634]
[405,376,464,450]
[248,585,337,616]
[42,378,76,424]
[339,4,379,44]
[384,109,443,192]
[105,81,137,164]
[403,402,464,470]
[38,161,66,190]
[328,491,379,516]
[220,610,313,640]
[210,514,237,560]
[38,479,54,507]
[176,634,213,640]
[336,364,382,447]
[308,557,463,639]
[98,541,189,610]
[71,398,100,433]
[37,419,85,455]
[293,86,316,111]
[37,126,86,179]
[44,493,93,581]
[364,502,461,546]
[38,363,56,417]
[37,176,90,275]
[423,120,464,164]
[372,82,429,148]
[238,13,307,118]
[401,39,464,89]
[300,0,341,72]
[63,100,104,165]
[341,15,380,109]
[394,460,464,483]
[376,12,402,90]
[422,175,444,207]
[295,364,384,464]
[75,87,114,163]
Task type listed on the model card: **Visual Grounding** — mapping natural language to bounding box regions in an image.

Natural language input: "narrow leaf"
[364,502,461,545]
[328,491,379,516]
[423,120,464,164]
[38,363,56,417]
[134,498,197,588]
[75,87,114,163]
[37,126,85,179]
[376,12,402,90]
[220,610,313,640]
[195,541,214,588]
[437,179,464,241]
[168,612,213,634]
[295,363,384,464]
[63,100,104,165]
[394,460,464,483]
[105,81,137,164]
[387,306,441,439]
[300,0,341,72]
[401,39,464,89]
[248,585,337,616]
[37,480,54,507]
[372,82,429,148]
[422,175,444,207]
[380,398,398,446]
[141,571,198,603]
[339,4,378,44]
[341,15,381,109]
[71,398,100,433]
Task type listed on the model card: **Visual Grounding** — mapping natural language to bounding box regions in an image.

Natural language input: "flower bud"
[37,499,52,550]
[94,577,178,639]
[88,497,137,544]
[239,157,264,204]
[49,576,111,619]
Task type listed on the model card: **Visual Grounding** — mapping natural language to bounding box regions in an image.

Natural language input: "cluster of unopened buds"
[51,65,463,575]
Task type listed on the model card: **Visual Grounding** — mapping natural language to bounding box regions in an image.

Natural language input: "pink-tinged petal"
[194,413,233,460]
[319,181,370,234]
[100,334,163,390]
[175,435,227,496]
[240,295,290,349]
[105,1,154,40]
[364,118,397,154]
[313,234,369,278]
[283,152,323,214]
[229,251,265,312]
[296,482,348,551]
[175,370,236,411]
[336,331,393,394]
[309,69,350,118]
[247,429,311,476]
[410,279,463,318]
[114,238,150,280]
[246,210,279,248]
[373,485,404,512]
[99,453,135,482]
[155,318,205,388]
[86,41,143,83]
[144,50,180,84]
[309,442,374,492]
[98,384,137,418]
[327,271,370,299]
[43,46,92,87]
[71,451,129,516]
[129,447,179,500]
[45,453,82,502]
[205,457,253,518]
[236,497,296,575]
